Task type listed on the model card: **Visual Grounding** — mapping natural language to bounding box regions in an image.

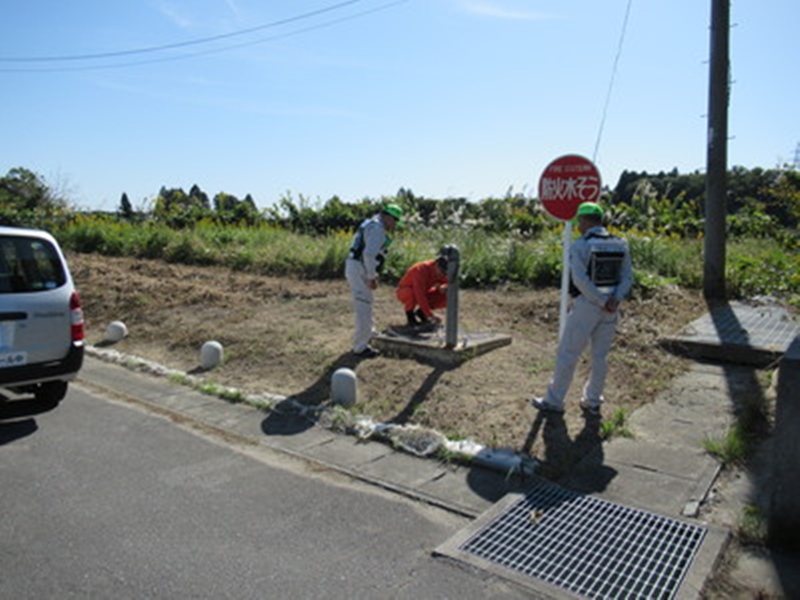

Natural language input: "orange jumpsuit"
[396,259,448,319]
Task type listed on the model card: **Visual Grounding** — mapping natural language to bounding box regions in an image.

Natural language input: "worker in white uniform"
[531,201,633,417]
[345,203,403,358]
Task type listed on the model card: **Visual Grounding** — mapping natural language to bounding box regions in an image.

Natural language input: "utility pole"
[703,0,730,301]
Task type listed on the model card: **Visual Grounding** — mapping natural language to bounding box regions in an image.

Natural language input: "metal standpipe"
[442,245,460,349]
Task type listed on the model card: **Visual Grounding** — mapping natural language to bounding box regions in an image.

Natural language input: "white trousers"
[544,295,619,409]
[345,258,375,353]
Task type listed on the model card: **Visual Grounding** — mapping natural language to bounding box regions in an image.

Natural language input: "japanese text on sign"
[540,175,600,202]
[538,154,601,221]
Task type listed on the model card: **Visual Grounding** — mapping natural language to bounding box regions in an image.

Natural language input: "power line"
[0,0,371,63]
[592,0,634,164]
[0,0,408,73]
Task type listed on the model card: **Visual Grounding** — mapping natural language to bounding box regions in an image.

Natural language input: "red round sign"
[538,154,601,221]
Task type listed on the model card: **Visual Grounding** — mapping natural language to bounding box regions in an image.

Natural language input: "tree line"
[2,165,798,247]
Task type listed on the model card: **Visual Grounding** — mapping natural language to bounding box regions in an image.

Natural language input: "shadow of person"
[556,414,617,494]
[521,411,546,455]
[573,413,603,457]
[388,359,455,425]
[519,409,617,490]
[537,413,579,480]
[464,456,532,504]
[521,411,576,478]
[261,352,359,437]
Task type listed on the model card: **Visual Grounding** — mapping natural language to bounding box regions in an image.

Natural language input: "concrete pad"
[416,472,494,517]
[629,401,733,448]
[680,526,731,600]
[167,393,244,420]
[184,401,266,439]
[80,356,216,411]
[259,425,339,452]
[625,363,752,454]
[416,464,530,517]
[631,411,730,449]
[563,458,707,517]
[357,451,450,489]
[660,301,799,366]
[603,438,717,482]
[373,328,511,365]
[606,439,722,514]
[85,375,217,415]
[293,434,394,469]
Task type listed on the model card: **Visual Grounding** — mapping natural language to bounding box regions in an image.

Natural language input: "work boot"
[415,309,426,322]
[406,310,419,326]
[354,345,380,359]
[530,397,565,414]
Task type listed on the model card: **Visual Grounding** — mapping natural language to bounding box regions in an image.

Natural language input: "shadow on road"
[0,393,59,445]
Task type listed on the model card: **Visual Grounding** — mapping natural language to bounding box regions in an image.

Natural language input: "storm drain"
[439,479,706,599]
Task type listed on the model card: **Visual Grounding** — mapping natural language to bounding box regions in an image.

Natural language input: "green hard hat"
[576,202,603,217]
[382,203,404,223]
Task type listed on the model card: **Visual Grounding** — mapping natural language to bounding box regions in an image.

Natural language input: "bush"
[7,163,796,304]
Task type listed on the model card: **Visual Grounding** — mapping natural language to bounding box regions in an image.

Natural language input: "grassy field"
[52,213,799,304]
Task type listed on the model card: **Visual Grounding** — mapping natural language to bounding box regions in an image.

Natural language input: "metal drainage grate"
[457,479,706,599]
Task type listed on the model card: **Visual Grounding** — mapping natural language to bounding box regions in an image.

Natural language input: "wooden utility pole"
[703,0,730,301]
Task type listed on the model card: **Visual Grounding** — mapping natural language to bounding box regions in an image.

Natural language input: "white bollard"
[331,368,357,407]
[104,320,128,343]
[200,340,224,370]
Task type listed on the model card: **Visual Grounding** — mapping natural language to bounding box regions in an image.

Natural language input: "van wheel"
[36,381,68,405]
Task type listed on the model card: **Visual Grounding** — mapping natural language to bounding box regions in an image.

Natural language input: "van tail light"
[70,291,85,342]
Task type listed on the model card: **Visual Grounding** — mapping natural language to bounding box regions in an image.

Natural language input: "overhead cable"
[0,0,367,63]
[592,0,634,163]
[0,0,408,73]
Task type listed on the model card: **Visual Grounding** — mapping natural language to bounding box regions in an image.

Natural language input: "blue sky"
[1,1,797,212]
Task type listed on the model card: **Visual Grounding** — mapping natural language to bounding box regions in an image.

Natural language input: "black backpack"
[569,232,625,298]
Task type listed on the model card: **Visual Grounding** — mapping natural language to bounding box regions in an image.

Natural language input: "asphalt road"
[0,383,533,599]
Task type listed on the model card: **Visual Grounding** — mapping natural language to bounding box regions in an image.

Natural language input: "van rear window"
[0,236,67,293]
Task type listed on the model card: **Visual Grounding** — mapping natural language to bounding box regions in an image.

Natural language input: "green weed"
[167,372,190,385]
[600,407,634,440]
[737,503,768,546]
[703,425,749,466]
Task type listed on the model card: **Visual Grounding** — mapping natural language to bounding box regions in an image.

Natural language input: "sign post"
[538,154,602,339]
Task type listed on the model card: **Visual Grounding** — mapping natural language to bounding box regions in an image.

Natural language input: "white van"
[0,226,84,404]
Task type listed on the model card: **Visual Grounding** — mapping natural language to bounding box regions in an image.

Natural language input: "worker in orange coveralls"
[396,256,449,326]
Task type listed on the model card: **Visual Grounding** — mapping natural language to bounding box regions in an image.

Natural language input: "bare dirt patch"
[70,252,706,469]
